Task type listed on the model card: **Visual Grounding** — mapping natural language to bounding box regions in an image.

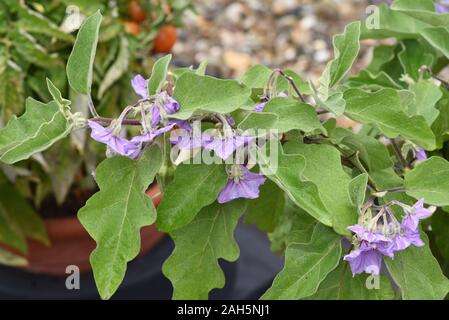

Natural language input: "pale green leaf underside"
[78,145,162,299]
[66,11,102,95]
[0,98,72,164]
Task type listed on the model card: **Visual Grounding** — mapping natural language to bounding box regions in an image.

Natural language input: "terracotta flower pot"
[22,184,164,276]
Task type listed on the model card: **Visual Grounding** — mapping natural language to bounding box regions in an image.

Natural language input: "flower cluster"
[87,74,182,159]
[89,74,268,204]
[344,199,435,276]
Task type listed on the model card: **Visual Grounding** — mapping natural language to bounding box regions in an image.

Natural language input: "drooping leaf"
[163,200,246,300]
[156,163,228,232]
[0,98,72,164]
[77,145,162,300]
[173,73,252,119]
[385,232,449,300]
[398,40,435,82]
[405,156,449,206]
[343,88,436,150]
[148,54,172,96]
[66,11,102,95]
[307,262,395,300]
[261,224,342,300]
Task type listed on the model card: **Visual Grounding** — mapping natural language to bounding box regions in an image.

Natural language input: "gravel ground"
[173,0,373,80]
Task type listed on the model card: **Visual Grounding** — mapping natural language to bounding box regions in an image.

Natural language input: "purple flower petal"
[163,96,180,114]
[415,148,428,161]
[204,135,248,160]
[347,225,391,243]
[254,101,267,113]
[402,199,434,231]
[88,121,142,159]
[217,166,266,203]
[344,245,382,276]
[151,105,161,128]
[131,74,149,99]
[169,119,192,132]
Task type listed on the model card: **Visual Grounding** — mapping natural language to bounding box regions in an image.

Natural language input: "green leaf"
[307,262,395,300]
[320,21,361,90]
[66,11,102,95]
[238,112,279,131]
[46,78,71,113]
[245,180,285,232]
[385,232,449,300]
[409,81,442,126]
[173,73,251,120]
[0,182,48,253]
[77,145,162,300]
[347,70,402,90]
[349,173,368,209]
[398,40,435,82]
[16,5,74,42]
[156,164,228,232]
[343,88,436,150]
[283,143,357,235]
[258,146,332,227]
[261,224,342,300]
[162,200,246,299]
[269,199,316,252]
[98,37,129,99]
[405,156,449,206]
[263,98,324,133]
[148,54,172,96]
[238,64,273,90]
[421,27,449,59]
[0,98,72,164]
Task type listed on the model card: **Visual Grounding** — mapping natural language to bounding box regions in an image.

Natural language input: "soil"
[36,188,98,219]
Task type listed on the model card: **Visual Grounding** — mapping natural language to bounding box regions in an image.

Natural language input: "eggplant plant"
[2,0,449,300]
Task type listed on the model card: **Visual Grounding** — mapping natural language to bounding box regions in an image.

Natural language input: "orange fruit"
[152,25,177,54]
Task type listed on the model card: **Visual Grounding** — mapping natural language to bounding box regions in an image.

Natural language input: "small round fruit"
[152,25,177,54]
[128,0,147,23]
[123,20,141,35]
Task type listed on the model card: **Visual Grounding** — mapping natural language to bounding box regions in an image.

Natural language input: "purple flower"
[169,119,192,132]
[344,224,394,276]
[415,148,428,161]
[204,135,253,160]
[344,242,383,275]
[170,131,212,150]
[391,227,424,252]
[437,1,449,13]
[217,165,266,203]
[402,199,434,232]
[132,123,176,144]
[87,120,142,159]
[254,92,288,112]
[131,75,149,99]
[163,95,180,114]
[151,105,161,128]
